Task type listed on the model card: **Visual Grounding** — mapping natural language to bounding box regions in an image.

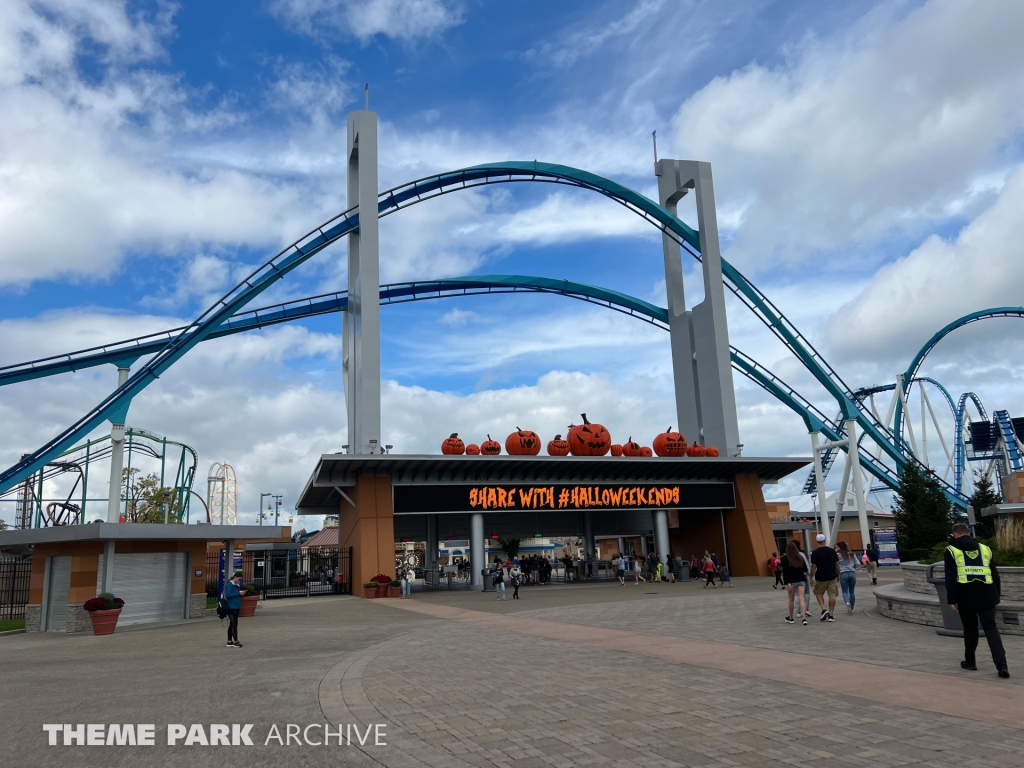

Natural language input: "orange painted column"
[725,475,776,577]
[337,474,395,594]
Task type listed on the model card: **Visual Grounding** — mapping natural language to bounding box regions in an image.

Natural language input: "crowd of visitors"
[773,535,879,624]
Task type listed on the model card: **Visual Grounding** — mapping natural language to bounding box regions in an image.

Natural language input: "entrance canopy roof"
[297,454,809,515]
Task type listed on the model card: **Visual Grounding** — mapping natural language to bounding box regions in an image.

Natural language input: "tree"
[893,462,952,559]
[0,518,7,531]
[122,468,182,524]
[968,470,1002,539]
[498,538,521,561]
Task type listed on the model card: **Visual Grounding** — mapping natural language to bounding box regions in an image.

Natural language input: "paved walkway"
[3,576,1022,767]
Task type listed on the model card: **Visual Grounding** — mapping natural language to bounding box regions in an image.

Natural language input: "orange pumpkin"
[621,437,644,457]
[568,413,611,456]
[610,444,623,457]
[480,435,501,455]
[441,433,465,455]
[466,443,481,455]
[640,446,653,457]
[704,445,720,457]
[686,444,707,457]
[546,434,570,456]
[652,427,687,457]
[506,427,541,456]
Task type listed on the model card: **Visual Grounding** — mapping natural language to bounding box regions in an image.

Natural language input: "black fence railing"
[205,547,352,599]
[0,555,32,621]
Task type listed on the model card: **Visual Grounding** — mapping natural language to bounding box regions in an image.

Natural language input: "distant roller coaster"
[0,161,1021,523]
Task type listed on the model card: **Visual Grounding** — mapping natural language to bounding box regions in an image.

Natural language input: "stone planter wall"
[189,593,207,619]
[901,560,1024,600]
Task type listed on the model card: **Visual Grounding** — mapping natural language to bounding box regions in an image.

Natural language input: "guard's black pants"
[960,605,1007,671]
[227,609,240,643]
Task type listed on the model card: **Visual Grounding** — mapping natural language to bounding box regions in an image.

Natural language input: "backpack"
[492,570,501,585]
[216,597,228,619]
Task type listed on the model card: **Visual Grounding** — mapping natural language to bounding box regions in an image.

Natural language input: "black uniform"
[943,536,1007,673]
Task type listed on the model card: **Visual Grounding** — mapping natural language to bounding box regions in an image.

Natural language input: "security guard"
[944,523,1009,678]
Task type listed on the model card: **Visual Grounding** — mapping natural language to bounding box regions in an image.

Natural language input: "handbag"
[216,597,228,619]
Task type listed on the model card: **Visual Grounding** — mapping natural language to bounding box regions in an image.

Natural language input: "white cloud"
[670,0,1024,268]
[269,0,464,43]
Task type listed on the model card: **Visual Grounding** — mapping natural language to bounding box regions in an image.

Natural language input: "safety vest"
[947,543,994,584]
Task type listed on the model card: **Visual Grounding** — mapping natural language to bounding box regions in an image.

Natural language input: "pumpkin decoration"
[567,413,611,456]
[506,427,541,456]
[704,445,720,457]
[610,443,623,457]
[686,444,707,457]
[621,437,644,457]
[466,443,481,455]
[640,446,653,457]
[652,427,687,457]
[480,435,501,455]
[441,433,465,455]
[546,434,570,456]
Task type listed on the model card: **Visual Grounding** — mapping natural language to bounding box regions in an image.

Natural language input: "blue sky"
[2,0,1024,525]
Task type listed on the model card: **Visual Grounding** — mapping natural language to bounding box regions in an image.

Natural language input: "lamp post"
[259,492,272,526]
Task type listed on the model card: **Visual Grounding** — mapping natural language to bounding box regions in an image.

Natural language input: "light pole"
[259,492,272,526]
[273,495,283,526]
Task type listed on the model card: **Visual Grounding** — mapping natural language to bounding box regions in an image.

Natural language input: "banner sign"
[394,482,734,514]
[873,528,900,567]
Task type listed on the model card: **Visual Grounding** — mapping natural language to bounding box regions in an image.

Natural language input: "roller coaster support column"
[106,365,132,523]
[343,108,382,455]
[656,160,740,455]
[809,431,830,540]
[843,419,872,552]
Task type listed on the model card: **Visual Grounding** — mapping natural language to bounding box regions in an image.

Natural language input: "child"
[720,564,732,587]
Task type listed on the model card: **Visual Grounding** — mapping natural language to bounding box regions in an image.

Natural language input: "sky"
[2,0,1023,528]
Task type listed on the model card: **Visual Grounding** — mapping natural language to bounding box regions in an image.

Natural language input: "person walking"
[945,523,1009,678]
[703,554,717,588]
[719,563,732,586]
[586,553,594,579]
[810,533,840,621]
[492,564,506,600]
[222,571,245,648]
[664,558,676,583]
[653,553,663,583]
[794,542,812,618]
[837,541,859,614]
[510,563,522,599]
[633,556,646,584]
[689,554,699,580]
[782,541,809,625]
[864,544,879,584]
[616,554,626,585]
[769,552,784,589]
[401,563,414,599]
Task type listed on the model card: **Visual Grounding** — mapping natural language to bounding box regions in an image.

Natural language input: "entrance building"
[296,454,809,591]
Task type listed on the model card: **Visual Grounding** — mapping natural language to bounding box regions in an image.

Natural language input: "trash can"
[926,563,984,638]
[481,569,492,592]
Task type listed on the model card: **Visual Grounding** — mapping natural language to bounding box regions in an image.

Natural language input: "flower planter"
[375,583,389,598]
[388,585,401,598]
[239,595,259,618]
[364,586,378,599]
[88,608,121,636]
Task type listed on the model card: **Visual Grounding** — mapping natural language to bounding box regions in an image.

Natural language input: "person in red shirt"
[768,553,783,589]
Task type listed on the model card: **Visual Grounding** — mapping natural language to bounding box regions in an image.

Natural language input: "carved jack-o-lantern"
[652,427,687,457]
[480,435,501,455]
[506,427,541,456]
[704,445,720,457]
[568,413,611,456]
[465,443,481,455]
[621,437,644,457]
[441,433,465,455]
[686,444,707,457]
[610,444,623,457]
[546,434,570,456]
[639,446,653,457]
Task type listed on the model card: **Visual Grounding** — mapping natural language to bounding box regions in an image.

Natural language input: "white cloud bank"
[268,0,464,43]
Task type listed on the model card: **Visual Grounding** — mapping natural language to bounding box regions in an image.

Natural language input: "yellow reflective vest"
[947,542,994,584]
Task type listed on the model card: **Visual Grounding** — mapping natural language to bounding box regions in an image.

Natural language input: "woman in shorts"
[783,540,809,625]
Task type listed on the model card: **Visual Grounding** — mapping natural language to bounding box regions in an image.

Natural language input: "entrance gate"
[205,547,352,600]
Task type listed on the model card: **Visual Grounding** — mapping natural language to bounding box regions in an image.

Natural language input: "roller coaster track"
[0,162,961,503]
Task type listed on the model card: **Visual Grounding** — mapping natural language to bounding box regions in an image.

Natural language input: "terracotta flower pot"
[375,583,388,598]
[388,585,401,598]
[364,587,378,599]
[88,607,121,636]
[239,595,259,618]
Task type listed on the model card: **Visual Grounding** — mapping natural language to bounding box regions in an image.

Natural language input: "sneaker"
[999,669,1010,679]
[847,604,854,615]
[784,616,795,624]
[826,614,835,622]
[819,610,829,622]
[226,641,234,648]
[801,619,808,626]
[960,661,977,671]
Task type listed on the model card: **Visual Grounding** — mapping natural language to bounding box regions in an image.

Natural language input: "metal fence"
[205,547,352,600]
[0,555,32,621]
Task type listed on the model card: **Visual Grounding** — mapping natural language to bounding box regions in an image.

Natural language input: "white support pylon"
[843,419,871,550]
[106,365,131,523]
[809,431,830,542]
